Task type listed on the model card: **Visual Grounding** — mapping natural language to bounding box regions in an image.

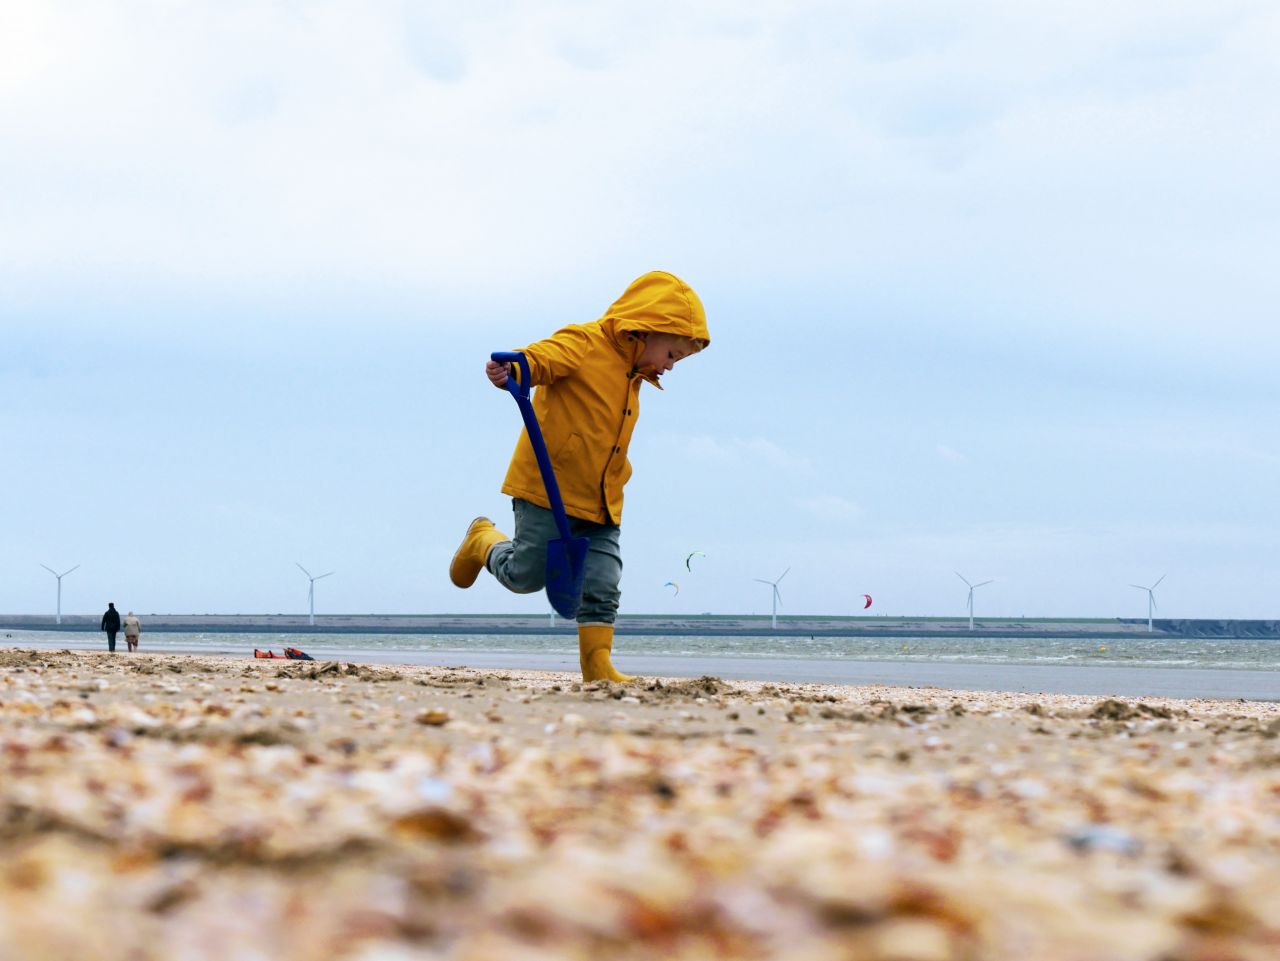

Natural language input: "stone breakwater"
[5,614,1278,637]
[2,649,1280,960]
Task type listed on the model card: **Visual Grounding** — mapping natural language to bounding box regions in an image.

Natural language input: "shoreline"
[5,639,1279,700]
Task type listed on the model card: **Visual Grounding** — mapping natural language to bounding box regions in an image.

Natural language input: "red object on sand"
[254,648,314,660]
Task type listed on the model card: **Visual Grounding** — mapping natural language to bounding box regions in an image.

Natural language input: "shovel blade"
[545,535,590,620]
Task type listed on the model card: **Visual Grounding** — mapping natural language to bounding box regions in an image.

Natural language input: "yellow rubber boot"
[448,517,509,588]
[578,623,634,683]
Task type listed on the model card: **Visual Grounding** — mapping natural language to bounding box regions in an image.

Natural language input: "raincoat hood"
[602,271,710,356]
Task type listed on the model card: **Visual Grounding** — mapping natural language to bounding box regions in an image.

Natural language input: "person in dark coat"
[100,603,121,652]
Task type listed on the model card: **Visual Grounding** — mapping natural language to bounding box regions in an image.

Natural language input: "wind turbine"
[40,564,80,625]
[754,567,789,631]
[296,563,333,626]
[955,571,993,631]
[1129,575,1165,633]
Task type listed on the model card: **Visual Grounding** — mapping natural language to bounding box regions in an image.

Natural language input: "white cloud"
[936,444,967,463]
[796,494,864,522]
[1,0,1276,348]
[663,434,814,474]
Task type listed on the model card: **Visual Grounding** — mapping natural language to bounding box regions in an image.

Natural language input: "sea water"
[4,629,1280,672]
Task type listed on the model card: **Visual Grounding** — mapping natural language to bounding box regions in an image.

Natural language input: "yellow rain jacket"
[501,271,709,525]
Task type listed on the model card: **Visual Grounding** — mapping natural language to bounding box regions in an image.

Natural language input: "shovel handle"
[490,351,532,398]
[490,351,574,543]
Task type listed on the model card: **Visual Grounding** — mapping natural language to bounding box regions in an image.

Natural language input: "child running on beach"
[450,270,710,682]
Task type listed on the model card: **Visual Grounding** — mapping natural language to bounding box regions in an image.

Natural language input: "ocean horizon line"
[3,613,1277,640]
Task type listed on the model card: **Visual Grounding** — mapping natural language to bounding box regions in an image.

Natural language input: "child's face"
[635,333,701,382]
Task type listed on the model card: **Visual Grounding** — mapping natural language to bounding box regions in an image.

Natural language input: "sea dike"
[2,614,1277,639]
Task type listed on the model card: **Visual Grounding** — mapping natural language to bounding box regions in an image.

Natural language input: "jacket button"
[626,409,631,415]
[614,446,620,452]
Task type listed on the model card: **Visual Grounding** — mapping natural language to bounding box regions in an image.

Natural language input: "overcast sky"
[3,1,1277,621]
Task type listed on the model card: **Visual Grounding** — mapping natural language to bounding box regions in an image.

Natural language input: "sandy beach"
[3,649,1280,960]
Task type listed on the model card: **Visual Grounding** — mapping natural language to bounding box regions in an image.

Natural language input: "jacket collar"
[608,325,664,389]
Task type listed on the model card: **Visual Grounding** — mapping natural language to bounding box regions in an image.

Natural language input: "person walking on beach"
[100,602,121,653]
[450,270,709,683]
[123,611,141,652]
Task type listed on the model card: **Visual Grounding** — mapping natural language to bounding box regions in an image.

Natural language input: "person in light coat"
[123,611,141,652]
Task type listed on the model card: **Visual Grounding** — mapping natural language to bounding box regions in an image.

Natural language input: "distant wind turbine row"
[955,572,1168,632]
[34,562,336,626]
[33,562,1168,629]
[748,569,1168,633]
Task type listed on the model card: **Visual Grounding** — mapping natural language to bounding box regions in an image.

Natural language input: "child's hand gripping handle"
[490,351,532,399]
[490,351,574,543]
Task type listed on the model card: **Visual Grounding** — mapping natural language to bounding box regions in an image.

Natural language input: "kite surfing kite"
[863,594,873,609]
[664,580,680,596]
[685,551,705,572]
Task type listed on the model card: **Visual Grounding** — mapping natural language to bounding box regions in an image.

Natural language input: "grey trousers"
[487,498,623,624]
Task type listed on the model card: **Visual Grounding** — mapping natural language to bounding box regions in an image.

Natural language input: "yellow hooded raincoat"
[501,271,709,525]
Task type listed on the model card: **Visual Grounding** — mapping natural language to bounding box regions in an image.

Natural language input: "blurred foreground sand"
[2,649,1279,960]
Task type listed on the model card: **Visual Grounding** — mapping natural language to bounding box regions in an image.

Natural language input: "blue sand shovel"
[491,351,590,619]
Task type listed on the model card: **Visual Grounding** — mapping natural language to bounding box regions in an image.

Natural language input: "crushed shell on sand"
[2,649,1279,960]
